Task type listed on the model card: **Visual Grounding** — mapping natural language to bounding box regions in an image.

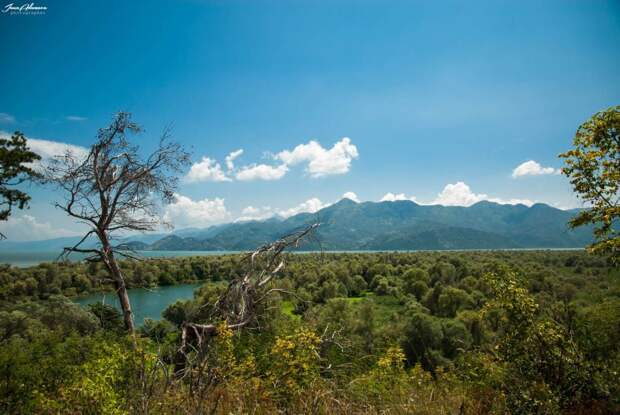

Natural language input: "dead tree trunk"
[101,243,134,332]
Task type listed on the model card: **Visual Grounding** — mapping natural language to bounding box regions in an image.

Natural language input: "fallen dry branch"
[177,223,320,369]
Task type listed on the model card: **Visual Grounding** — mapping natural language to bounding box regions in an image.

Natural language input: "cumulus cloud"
[236,197,330,222]
[275,137,359,178]
[380,183,534,207]
[432,182,534,206]
[163,194,232,228]
[235,163,288,181]
[186,157,231,182]
[342,191,360,203]
[0,214,79,241]
[225,149,244,171]
[0,113,15,124]
[380,192,418,203]
[486,197,535,206]
[432,182,487,206]
[186,137,358,183]
[512,160,558,178]
[26,137,89,161]
[0,131,90,163]
[65,115,87,122]
[235,206,275,222]
[278,198,327,218]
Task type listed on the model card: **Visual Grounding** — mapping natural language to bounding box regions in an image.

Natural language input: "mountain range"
[125,199,591,251]
[0,199,591,252]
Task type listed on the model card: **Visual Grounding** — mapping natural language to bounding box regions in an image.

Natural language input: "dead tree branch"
[177,223,320,371]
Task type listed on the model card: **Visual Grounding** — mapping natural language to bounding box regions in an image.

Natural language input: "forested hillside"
[1,250,618,413]
[121,199,594,251]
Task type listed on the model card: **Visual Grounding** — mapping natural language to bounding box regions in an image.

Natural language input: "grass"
[281,300,302,321]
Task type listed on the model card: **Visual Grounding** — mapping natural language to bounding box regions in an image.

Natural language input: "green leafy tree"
[483,271,603,413]
[560,105,620,264]
[88,303,124,332]
[0,131,41,239]
[402,312,445,372]
[437,286,473,317]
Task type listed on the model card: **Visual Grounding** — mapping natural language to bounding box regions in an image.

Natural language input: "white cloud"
[380,183,534,207]
[0,113,15,124]
[66,115,87,122]
[225,149,244,171]
[278,197,327,218]
[187,151,286,183]
[185,137,358,183]
[380,192,418,203]
[512,160,558,178]
[26,137,89,161]
[486,197,535,206]
[235,163,288,181]
[433,182,487,206]
[186,157,231,182]
[0,132,90,163]
[275,137,359,178]
[342,191,360,203]
[235,206,275,222]
[236,197,330,222]
[0,214,79,241]
[432,181,534,207]
[163,194,232,228]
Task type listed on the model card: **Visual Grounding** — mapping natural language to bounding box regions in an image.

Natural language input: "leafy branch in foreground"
[46,113,190,332]
[0,131,41,239]
[559,105,620,264]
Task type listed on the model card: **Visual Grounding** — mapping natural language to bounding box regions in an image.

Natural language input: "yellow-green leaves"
[559,105,620,264]
[268,327,321,397]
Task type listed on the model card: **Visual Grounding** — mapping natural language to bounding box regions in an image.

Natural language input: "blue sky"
[0,0,619,240]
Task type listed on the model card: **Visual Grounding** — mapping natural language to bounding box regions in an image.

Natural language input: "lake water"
[74,283,203,326]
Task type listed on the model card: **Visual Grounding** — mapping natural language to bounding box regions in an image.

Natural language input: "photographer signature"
[2,2,47,14]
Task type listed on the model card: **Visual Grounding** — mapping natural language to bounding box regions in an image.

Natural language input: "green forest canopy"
[0,250,618,414]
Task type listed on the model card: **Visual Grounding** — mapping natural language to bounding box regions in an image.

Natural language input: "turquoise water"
[74,283,202,326]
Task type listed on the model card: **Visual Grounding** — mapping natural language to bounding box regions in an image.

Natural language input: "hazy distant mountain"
[0,232,166,252]
[132,200,593,251]
[0,200,591,252]
[0,236,93,252]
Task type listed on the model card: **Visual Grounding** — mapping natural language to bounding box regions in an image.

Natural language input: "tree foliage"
[0,251,618,413]
[0,131,41,238]
[560,105,620,263]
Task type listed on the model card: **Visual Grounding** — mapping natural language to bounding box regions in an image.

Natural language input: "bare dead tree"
[177,223,320,373]
[46,112,190,332]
